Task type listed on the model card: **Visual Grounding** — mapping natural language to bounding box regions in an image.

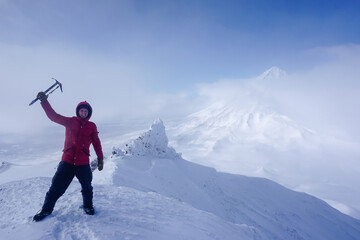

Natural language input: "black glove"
[37,92,48,102]
[97,158,104,171]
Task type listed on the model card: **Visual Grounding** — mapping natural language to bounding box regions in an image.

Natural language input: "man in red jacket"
[33,92,104,222]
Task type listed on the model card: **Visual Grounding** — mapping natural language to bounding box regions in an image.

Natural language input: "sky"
[0,0,360,141]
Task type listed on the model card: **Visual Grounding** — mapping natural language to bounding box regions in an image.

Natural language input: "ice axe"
[29,78,63,106]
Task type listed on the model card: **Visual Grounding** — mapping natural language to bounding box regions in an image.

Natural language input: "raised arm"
[40,100,71,127]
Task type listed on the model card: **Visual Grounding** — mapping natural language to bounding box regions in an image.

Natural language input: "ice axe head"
[52,78,63,92]
[57,80,63,92]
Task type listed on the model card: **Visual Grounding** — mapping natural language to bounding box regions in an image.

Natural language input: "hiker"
[33,92,104,222]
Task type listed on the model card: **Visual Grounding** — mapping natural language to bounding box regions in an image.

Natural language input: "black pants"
[41,161,93,213]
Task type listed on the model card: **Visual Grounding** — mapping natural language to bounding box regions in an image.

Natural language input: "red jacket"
[41,100,104,166]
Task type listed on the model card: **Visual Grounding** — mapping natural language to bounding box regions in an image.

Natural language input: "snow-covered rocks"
[112,119,180,159]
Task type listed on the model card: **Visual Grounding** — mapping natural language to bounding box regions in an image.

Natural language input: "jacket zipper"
[74,119,85,165]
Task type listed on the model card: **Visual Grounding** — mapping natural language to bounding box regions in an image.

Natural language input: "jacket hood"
[76,101,92,119]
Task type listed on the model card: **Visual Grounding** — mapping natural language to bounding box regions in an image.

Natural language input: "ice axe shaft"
[29,78,63,106]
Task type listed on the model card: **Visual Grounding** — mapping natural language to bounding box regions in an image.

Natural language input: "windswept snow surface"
[1,119,360,239]
[0,178,254,240]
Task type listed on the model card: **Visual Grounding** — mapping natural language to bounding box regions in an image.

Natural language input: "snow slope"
[110,120,360,239]
[1,119,360,239]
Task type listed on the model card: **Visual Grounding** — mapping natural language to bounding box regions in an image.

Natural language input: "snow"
[0,178,254,240]
[0,161,11,174]
[1,119,360,239]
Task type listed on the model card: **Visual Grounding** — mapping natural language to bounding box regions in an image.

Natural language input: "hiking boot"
[84,206,95,215]
[33,210,51,222]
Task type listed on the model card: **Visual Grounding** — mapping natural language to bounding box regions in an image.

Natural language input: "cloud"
[0,42,201,139]
[2,42,359,142]
[194,44,360,142]
[0,44,140,134]
[275,45,360,140]
[169,46,360,214]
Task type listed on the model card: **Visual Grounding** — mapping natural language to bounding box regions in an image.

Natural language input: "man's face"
[79,108,89,119]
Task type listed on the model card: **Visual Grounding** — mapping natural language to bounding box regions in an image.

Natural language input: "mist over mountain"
[167,67,360,219]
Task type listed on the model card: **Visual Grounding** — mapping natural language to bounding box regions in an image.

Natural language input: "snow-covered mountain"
[256,66,287,81]
[170,101,315,152]
[1,119,360,239]
[169,67,314,158]
[166,67,360,220]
